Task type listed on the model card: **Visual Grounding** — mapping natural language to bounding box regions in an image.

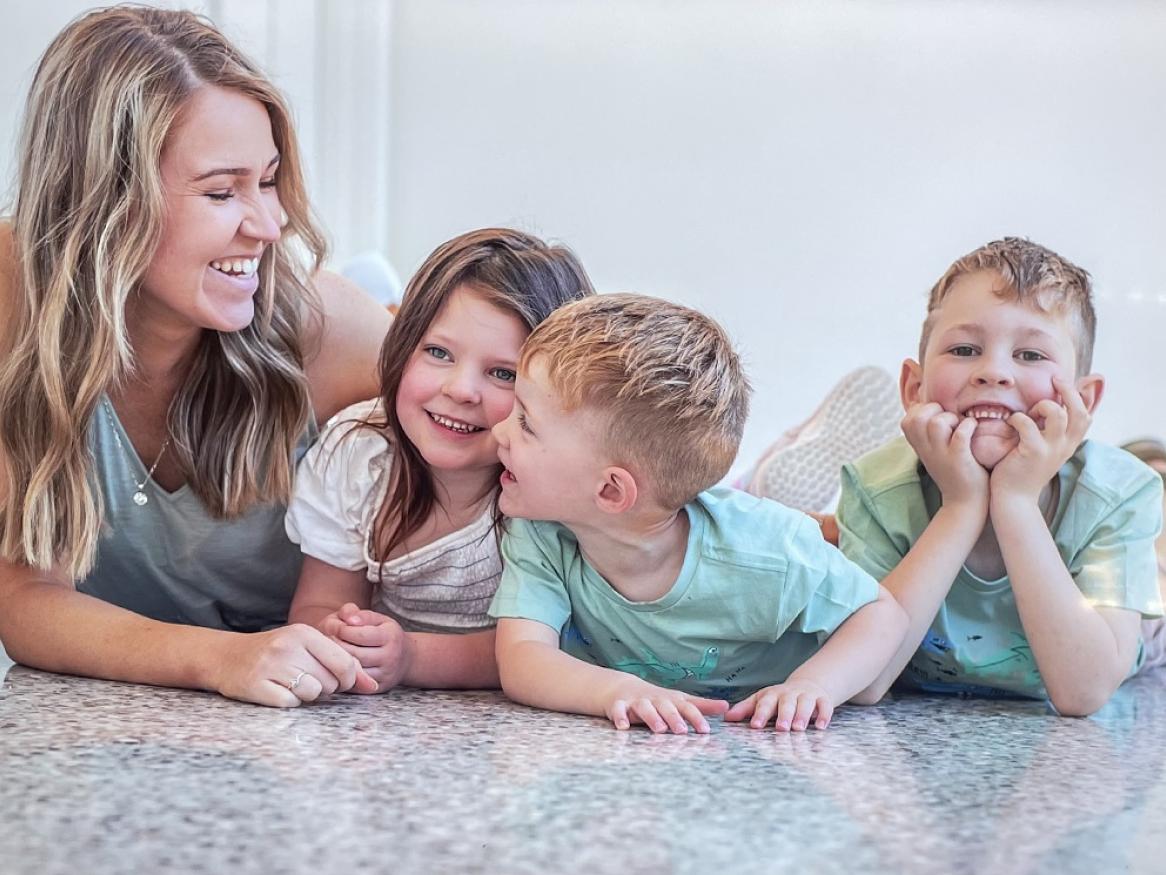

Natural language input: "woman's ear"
[899,358,924,410]
[1075,373,1105,414]
[595,466,638,515]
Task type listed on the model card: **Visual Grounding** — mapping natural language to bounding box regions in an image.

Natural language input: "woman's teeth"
[211,257,260,277]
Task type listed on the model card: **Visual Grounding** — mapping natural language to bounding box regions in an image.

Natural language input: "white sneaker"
[744,366,902,512]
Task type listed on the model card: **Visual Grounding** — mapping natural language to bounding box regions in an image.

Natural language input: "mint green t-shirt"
[838,438,1164,700]
[489,487,879,702]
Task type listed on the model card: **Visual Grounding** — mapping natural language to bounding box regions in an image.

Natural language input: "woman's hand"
[213,623,377,707]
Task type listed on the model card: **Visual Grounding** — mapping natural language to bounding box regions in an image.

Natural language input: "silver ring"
[287,670,308,691]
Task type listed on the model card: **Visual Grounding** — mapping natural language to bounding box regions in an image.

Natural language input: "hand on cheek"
[991,377,1091,503]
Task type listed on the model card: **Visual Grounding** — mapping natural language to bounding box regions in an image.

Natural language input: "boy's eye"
[490,367,517,383]
[424,346,451,361]
[518,412,534,435]
[1016,350,1047,362]
[948,345,978,357]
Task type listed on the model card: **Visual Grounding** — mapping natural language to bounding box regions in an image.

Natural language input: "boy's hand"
[901,401,989,512]
[723,677,835,731]
[604,678,729,734]
[992,377,1091,504]
[324,602,414,693]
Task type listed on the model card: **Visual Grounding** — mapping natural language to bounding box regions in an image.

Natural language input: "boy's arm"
[855,503,985,702]
[992,381,1143,716]
[845,405,988,702]
[725,585,906,729]
[993,501,1141,716]
[495,618,729,733]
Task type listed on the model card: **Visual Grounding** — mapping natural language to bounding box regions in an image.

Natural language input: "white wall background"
[4,0,1164,480]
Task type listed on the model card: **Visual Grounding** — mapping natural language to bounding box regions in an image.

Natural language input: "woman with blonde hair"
[0,6,391,705]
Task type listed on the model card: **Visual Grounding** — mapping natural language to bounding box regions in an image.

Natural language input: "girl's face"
[395,284,529,484]
[134,86,283,337]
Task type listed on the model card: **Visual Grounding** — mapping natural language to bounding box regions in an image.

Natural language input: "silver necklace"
[102,398,172,506]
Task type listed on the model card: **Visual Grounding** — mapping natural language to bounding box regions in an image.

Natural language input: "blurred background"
[4,0,1164,480]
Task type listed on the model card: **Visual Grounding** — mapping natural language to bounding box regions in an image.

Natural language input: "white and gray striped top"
[285,399,500,633]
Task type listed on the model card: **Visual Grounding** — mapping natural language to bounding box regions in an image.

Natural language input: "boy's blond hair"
[521,294,751,511]
[920,237,1097,374]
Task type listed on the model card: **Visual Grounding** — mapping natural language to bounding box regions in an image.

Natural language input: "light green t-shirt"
[489,487,879,702]
[838,437,1164,700]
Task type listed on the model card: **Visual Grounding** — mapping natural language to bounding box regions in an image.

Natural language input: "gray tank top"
[78,399,317,631]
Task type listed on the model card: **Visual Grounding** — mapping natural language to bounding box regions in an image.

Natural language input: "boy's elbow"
[1047,679,1119,718]
[849,685,888,706]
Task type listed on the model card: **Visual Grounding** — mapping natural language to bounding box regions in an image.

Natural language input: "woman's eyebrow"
[190,154,280,182]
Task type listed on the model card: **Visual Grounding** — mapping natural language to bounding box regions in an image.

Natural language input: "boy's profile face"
[902,269,1099,471]
[492,358,610,524]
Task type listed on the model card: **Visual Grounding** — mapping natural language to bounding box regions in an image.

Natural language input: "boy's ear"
[595,466,638,515]
[899,358,924,409]
[1075,373,1105,414]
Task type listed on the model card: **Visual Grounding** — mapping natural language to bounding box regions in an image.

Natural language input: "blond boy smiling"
[839,238,1165,715]
[488,294,907,734]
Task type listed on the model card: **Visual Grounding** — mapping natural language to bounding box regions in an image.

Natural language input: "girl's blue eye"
[260,178,278,190]
[424,346,451,361]
[491,368,517,383]
[1017,350,1046,362]
[207,191,233,202]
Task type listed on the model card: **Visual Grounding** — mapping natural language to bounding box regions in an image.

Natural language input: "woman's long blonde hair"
[0,6,327,579]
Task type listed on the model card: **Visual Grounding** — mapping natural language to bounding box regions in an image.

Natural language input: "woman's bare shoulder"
[304,269,393,423]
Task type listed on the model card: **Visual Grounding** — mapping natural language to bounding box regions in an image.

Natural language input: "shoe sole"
[746,366,902,512]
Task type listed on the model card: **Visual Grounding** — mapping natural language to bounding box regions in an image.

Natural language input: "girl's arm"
[330,606,500,690]
[287,555,373,633]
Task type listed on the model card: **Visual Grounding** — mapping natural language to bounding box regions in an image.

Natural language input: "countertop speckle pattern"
[2,659,1164,875]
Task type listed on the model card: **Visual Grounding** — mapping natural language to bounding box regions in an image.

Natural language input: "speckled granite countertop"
[1,658,1163,875]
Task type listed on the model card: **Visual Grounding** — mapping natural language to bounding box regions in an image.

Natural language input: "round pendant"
[132,491,149,506]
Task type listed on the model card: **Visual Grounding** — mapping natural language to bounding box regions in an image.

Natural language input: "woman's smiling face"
[135,86,284,336]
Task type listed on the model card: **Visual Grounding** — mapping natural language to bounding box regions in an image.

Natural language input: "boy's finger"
[815,698,834,729]
[791,694,818,731]
[774,694,799,731]
[722,695,756,723]
[677,701,712,734]
[1008,411,1042,445]
[631,699,668,734]
[608,700,632,731]
[689,696,730,716]
[952,415,977,447]
[750,691,778,729]
[655,700,689,735]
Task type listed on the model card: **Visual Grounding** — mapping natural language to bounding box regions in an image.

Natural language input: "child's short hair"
[520,294,751,511]
[920,237,1097,374]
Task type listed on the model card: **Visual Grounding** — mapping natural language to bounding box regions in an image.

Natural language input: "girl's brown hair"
[370,228,593,560]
